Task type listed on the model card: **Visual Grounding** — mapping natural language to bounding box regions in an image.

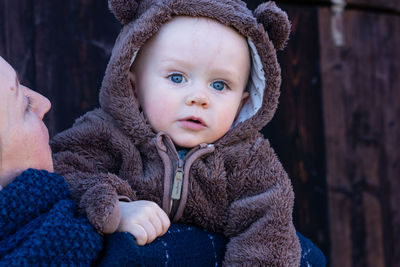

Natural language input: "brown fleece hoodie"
[51,0,300,266]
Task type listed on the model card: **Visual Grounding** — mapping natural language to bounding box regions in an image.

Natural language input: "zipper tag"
[171,160,184,200]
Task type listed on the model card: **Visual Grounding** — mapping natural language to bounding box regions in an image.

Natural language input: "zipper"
[154,132,215,220]
[171,159,184,200]
[169,159,184,217]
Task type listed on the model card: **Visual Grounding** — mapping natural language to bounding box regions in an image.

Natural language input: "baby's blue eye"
[169,74,184,83]
[212,81,225,91]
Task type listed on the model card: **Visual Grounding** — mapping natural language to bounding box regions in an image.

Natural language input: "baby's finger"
[130,224,148,246]
[149,213,163,237]
[157,209,171,235]
[141,221,157,244]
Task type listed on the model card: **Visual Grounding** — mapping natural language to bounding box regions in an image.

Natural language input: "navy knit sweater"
[0,169,102,266]
[99,226,326,267]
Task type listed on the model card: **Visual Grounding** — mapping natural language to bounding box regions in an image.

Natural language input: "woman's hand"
[118,200,170,246]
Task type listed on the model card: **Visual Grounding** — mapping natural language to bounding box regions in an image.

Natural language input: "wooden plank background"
[1,1,399,266]
[319,6,400,267]
[346,0,400,12]
[262,3,330,255]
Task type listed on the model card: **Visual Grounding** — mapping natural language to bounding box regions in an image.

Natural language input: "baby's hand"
[118,200,170,246]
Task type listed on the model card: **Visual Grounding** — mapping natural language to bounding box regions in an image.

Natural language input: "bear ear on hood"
[108,0,139,25]
[254,1,291,51]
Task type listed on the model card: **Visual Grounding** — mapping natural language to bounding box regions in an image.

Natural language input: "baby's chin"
[173,140,200,149]
[171,137,206,149]
[171,135,220,150]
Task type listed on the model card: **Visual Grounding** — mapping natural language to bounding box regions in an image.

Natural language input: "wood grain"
[319,7,400,267]
[0,0,120,136]
[0,0,35,88]
[346,0,400,12]
[261,4,329,257]
[33,0,121,136]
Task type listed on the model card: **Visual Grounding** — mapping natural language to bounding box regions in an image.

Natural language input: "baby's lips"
[180,116,207,127]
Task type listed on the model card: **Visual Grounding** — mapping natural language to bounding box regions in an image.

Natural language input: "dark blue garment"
[0,169,103,266]
[297,232,326,267]
[99,224,326,266]
[99,224,226,267]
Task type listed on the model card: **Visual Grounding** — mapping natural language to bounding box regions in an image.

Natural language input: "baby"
[52,0,300,265]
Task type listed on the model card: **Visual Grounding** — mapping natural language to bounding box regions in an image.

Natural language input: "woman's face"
[0,56,53,188]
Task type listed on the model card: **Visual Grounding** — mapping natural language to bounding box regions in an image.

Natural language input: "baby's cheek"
[145,104,170,130]
[217,109,235,128]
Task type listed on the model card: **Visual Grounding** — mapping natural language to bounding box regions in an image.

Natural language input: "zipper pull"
[171,160,184,200]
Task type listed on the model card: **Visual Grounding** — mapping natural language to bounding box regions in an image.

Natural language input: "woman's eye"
[169,74,185,84]
[212,81,226,91]
[25,96,33,112]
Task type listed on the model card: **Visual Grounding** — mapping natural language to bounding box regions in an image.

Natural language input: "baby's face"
[131,16,250,148]
[0,57,53,188]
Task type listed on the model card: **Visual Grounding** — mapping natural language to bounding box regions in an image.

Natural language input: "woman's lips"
[179,116,207,131]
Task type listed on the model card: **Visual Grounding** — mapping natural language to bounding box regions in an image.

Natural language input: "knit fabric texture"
[0,169,103,266]
[298,232,327,267]
[99,225,326,267]
[99,223,227,267]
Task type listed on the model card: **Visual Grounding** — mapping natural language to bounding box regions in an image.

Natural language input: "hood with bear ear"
[100,0,290,146]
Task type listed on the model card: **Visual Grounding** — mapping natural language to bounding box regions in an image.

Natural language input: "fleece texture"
[51,0,300,266]
[0,169,102,266]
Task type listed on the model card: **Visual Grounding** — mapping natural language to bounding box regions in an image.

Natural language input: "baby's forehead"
[142,16,246,48]
[135,15,249,63]
[163,16,244,37]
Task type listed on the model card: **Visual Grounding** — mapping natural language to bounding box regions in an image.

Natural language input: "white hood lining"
[233,39,266,126]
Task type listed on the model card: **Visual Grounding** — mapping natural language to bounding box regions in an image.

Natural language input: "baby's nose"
[185,88,210,108]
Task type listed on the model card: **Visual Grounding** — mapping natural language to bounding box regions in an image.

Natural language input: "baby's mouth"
[179,116,207,129]
[183,117,206,126]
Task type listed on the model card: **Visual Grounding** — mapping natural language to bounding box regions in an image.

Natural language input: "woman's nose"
[25,87,51,120]
[185,87,210,108]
